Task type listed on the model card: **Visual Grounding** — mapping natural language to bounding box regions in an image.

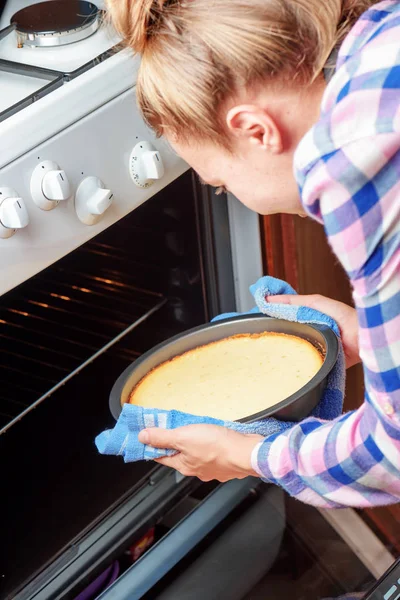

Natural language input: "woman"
[107,0,400,508]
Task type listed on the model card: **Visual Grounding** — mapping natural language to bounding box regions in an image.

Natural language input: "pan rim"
[109,314,339,423]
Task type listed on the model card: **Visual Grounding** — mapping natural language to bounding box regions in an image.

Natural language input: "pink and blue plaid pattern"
[253,1,400,508]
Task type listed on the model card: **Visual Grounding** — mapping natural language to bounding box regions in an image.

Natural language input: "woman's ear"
[226,105,283,154]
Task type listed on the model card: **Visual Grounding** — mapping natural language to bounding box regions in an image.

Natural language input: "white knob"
[0,188,29,239]
[129,141,165,188]
[142,150,164,180]
[31,160,73,210]
[75,176,113,225]
[87,187,113,215]
[42,169,71,201]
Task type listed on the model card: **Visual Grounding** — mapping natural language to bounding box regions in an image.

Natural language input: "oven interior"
[0,171,234,599]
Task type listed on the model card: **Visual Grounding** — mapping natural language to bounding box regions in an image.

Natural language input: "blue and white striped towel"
[95,276,345,462]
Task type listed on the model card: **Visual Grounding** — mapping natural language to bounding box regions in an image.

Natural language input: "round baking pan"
[109,315,339,423]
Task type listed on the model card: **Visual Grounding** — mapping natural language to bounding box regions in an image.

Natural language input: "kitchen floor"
[244,497,374,600]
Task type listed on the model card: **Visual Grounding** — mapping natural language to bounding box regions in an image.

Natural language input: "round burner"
[11,0,100,48]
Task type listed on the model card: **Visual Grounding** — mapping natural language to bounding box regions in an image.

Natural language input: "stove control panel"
[0,88,188,294]
[0,188,29,239]
[129,141,165,188]
[75,177,114,226]
[31,160,72,211]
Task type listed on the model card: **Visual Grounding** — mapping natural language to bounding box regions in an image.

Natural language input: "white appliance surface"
[0,87,188,294]
[0,0,191,296]
[0,0,132,168]
[0,70,49,112]
[0,49,139,168]
[0,0,263,308]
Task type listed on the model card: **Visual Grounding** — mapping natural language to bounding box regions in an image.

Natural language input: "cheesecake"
[128,332,323,421]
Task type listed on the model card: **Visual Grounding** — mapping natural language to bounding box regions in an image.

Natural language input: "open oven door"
[95,480,285,600]
[13,477,285,600]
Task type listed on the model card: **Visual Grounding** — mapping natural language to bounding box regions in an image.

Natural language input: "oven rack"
[0,238,168,433]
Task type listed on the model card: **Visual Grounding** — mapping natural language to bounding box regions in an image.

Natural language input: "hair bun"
[107,0,176,53]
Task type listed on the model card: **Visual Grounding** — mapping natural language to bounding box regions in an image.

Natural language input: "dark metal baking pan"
[109,315,339,423]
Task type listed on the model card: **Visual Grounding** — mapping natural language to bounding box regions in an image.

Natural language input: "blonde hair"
[107,0,378,143]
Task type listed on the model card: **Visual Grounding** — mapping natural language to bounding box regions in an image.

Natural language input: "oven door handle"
[97,477,260,600]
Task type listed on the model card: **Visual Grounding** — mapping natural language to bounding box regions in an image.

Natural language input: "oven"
[0,16,268,594]
[0,165,266,600]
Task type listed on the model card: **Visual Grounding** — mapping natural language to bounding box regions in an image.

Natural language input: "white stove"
[0,0,189,294]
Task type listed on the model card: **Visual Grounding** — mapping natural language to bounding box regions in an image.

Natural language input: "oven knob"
[30,160,72,211]
[129,141,165,188]
[42,170,71,201]
[0,188,29,239]
[75,176,113,225]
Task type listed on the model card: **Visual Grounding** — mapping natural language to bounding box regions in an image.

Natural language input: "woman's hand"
[138,425,263,481]
[267,293,360,369]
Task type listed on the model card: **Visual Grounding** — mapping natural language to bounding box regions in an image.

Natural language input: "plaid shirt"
[252,0,400,508]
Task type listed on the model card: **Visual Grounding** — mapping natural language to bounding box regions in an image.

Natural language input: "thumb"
[138,427,180,450]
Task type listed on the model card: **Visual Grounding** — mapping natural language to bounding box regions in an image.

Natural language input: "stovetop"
[0,0,121,122]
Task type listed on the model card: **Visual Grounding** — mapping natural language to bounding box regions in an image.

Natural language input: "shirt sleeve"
[254,133,400,508]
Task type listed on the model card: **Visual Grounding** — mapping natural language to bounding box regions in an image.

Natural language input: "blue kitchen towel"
[95,276,345,462]
[95,406,294,462]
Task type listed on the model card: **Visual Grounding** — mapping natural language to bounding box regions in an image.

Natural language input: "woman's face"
[169,136,304,216]
[167,77,326,216]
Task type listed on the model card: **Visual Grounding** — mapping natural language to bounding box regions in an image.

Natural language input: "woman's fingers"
[267,293,360,368]
[267,293,331,310]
